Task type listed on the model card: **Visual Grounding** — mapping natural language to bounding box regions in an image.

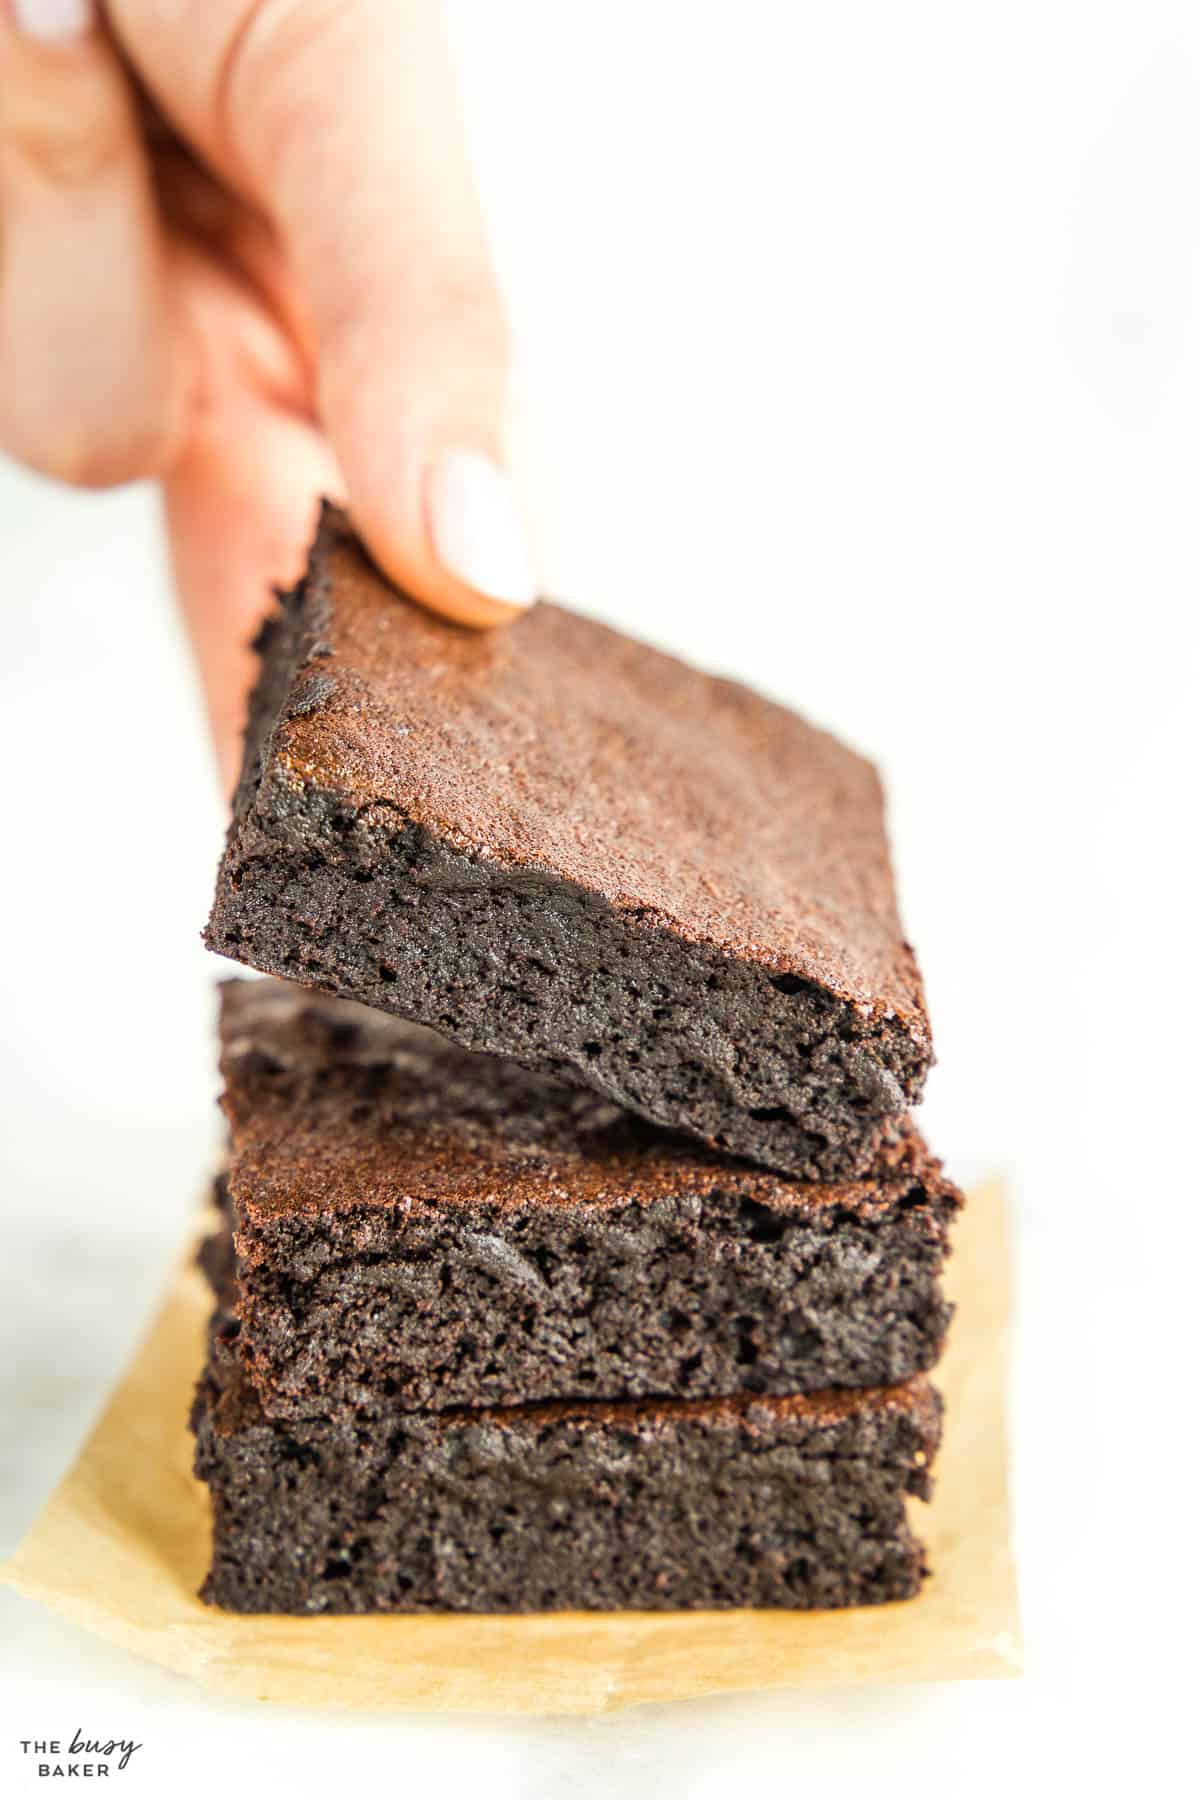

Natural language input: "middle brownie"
[214,979,960,1420]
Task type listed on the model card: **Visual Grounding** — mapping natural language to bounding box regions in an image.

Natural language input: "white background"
[2,0,1197,1792]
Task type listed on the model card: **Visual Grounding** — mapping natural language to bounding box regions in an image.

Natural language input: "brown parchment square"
[1,1181,1019,1713]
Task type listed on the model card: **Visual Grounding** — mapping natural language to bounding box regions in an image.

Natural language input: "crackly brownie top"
[219,980,958,1222]
[252,504,928,1031]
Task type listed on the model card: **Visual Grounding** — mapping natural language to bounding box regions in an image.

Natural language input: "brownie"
[205,505,931,1180]
[209,979,959,1420]
[192,1334,941,1614]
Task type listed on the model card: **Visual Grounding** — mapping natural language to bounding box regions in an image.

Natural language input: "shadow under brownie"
[205,505,932,1181]
[211,979,960,1420]
[192,1336,942,1615]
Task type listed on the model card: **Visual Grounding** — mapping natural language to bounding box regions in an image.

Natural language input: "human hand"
[0,1,535,790]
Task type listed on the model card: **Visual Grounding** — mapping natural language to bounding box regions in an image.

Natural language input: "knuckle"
[219,0,350,172]
[16,421,171,490]
[322,261,511,385]
[61,438,156,490]
[316,274,512,465]
[423,269,512,369]
[2,70,132,188]
[322,262,510,367]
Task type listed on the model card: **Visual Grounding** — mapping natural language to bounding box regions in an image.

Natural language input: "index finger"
[109,0,537,624]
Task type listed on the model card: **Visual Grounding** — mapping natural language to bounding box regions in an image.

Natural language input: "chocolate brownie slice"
[205,506,931,1179]
[192,1341,941,1613]
[210,979,959,1419]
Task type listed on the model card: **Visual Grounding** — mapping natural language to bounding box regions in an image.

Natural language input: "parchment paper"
[1,1181,1019,1713]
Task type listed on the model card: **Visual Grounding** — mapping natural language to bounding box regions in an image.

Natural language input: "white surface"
[1,0,1196,1791]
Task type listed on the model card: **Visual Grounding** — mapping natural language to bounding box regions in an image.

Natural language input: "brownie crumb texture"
[205,505,932,1180]
[212,979,959,1419]
[193,1356,941,1615]
[192,509,953,1617]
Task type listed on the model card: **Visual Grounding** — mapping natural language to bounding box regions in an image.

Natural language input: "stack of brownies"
[192,507,960,1614]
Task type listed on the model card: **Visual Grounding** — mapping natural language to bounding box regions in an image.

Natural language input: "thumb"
[161,0,536,624]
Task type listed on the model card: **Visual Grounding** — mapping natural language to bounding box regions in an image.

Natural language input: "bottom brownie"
[192,1345,941,1614]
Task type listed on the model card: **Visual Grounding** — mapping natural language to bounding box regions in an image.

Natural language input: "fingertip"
[425,449,537,613]
[352,447,537,633]
[422,584,534,631]
[360,519,535,632]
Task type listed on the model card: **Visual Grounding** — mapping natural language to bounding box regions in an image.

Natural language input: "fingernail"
[426,450,536,609]
[10,0,93,39]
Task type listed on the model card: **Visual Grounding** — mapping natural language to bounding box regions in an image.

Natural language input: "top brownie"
[205,505,932,1179]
